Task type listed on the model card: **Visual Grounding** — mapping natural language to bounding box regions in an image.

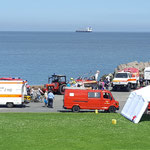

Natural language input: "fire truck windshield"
[115,73,128,78]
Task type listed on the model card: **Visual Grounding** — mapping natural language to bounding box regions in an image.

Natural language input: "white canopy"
[121,86,150,123]
[144,67,150,72]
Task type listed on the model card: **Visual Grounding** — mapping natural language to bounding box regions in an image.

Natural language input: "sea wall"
[114,61,150,74]
[31,85,44,90]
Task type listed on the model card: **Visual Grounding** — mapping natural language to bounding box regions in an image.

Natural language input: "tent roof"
[144,67,150,71]
[121,86,150,123]
[132,86,150,102]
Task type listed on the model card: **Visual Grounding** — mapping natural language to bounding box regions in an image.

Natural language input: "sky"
[0,0,150,32]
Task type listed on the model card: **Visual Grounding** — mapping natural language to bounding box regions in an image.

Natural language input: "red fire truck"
[63,87,119,112]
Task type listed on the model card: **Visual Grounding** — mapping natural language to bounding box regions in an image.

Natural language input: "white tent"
[121,86,150,123]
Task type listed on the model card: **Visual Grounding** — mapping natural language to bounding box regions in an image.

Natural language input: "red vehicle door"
[87,91,101,109]
[101,91,112,110]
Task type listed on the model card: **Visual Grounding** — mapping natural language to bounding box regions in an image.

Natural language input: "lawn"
[0,113,150,150]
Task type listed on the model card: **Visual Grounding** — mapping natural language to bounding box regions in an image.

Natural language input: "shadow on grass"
[58,110,116,113]
[140,114,150,122]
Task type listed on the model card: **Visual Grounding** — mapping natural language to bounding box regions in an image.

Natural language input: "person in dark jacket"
[104,78,109,90]
[139,75,144,87]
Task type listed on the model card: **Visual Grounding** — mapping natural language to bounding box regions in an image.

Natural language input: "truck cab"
[63,87,119,112]
[144,67,150,85]
[112,72,131,91]
[112,68,139,91]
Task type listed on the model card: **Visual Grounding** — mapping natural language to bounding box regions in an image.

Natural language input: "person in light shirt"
[47,90,55,108]
[95,70,100,81]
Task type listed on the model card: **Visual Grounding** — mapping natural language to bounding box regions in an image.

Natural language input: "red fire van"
[63,88,119,112]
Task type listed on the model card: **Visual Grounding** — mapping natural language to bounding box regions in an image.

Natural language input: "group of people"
[44,90,55,108]
[98,76,111,90]
[66,74,111,90]
[27,86,55,108]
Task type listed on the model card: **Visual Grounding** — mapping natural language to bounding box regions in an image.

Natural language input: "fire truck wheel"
[112,87,117,91]
[109,106,116,113]
[72,105,80,112]
[133,83,138,89]
[59,84,66,95]
[6,102,14,108]
[126,84,131,92]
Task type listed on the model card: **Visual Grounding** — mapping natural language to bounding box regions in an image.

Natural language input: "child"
[44,90,48,107]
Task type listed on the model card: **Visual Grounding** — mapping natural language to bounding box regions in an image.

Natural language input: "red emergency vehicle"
[63,87,119,112]
[148,102,150,110]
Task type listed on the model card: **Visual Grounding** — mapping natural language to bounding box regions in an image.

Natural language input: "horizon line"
[0,30,150,33]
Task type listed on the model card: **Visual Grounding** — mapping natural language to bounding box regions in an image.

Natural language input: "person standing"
[47,91,55,108]
[44,90,48,107]
[95,70,100,81]
[139,75,144,87]
[98,79,104,90]
[104,78,109,90]
[37,87,44,102]
[30,87,34,99]
[106,75,110,83]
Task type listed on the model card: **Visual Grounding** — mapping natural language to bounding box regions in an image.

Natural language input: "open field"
[0,113,150,150]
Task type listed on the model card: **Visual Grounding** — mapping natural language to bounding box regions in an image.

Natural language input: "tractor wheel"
[59,84,66,95]
[72,105,80,112]
[109,106,116,113]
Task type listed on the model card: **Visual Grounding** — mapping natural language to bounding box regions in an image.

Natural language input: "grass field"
[0,113,150,150]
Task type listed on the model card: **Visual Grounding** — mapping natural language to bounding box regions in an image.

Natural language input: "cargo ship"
[76,27,92,32]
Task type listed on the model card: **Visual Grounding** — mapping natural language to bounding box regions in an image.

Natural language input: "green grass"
[0,113,150,150]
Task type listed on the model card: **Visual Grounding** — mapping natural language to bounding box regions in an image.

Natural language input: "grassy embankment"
[0,113,150,150]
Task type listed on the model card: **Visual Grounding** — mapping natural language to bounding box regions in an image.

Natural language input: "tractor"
[44,74,67,95]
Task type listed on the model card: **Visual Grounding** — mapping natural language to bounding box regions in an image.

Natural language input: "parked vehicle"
[0,77,31,102]
[112,68,139,91]
[148,102,150,110]
[144,67,150,80]
[144,67,150,85]
[76,80,98,89]
[75,70,100,89]
[44,74,66,95]
[63,87,119,112]
[0,80,26,107]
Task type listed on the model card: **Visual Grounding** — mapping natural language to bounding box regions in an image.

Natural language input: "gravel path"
[0,91,130,113]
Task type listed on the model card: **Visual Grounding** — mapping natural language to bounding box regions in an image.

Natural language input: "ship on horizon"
[76,27,92,32]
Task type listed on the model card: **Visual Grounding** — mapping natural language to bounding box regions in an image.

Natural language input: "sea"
[0,31,150,85]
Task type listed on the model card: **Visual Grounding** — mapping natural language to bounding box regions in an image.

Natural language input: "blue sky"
[0,0,150,31]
